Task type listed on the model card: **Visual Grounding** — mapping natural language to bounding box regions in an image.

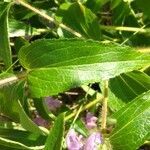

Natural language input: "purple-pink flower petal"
[85,112,98,129]
[45,97,62,112]
[33,116,49,128]
[66,129,83,150]
[84,132,102,150]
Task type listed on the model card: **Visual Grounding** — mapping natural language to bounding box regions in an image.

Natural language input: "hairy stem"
[101,80,109,131]
[15,0,82,38]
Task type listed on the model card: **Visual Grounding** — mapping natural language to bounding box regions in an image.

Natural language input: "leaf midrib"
[28,59,149,71]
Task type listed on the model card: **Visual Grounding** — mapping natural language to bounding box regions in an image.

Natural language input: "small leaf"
[9,19,43,38]
[133,0,150,20]
[14,37,29,54]
[73,119,89,137]
[111,0,130,25]
[0,81,45,135]
[56,2,101,40]
[86,0,109,13]
[33,98,51,120]
[0,2,12,71]
[0,81,23,121]
[19,39,150,97]
[45,113,64,150]
[0,137,44,150]
[109,90,150,150]
[16,100,46,135]
[0,128,46,150]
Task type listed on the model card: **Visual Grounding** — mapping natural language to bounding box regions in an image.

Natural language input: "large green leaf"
[0,128,46,150]
[44,113,64,150]
[0,2,12,70]
[19,39,150,97]
[109,90,150,150]
[56,2,101,40]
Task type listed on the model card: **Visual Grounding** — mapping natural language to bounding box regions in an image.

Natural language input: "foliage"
[0,0,150,150]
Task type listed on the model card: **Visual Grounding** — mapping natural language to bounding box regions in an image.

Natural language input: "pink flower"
[44,97,62,112]
[66,129,83,150]
[84,132,102,150]
[85,112,98,129]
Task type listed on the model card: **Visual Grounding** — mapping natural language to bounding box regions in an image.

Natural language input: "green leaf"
[19,39,150,97]
[133,0,150,20]
[16,100,46,135]
[86,0,109,13]
[9,19,44,38]
[14,37,29,54]
[109,71,150,103]
[144,66,150,76]
[44,113,64,150]
[56,2,101,40]
[108,71,150,112]
[108,88,125,112]
[0,2,12,70]
[111,0,130,25]
[109,90,150,150]
[33,98,51,120]
[0,81,23,121]
[0,128,46,150]
[111,0,122,9]
[0,137,44,150]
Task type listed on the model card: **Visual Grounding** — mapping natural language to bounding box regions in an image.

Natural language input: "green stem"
[65,94,103,121]
[71,104,83,125]
[121,25,146,45]
[0,72,26,87]
[101,25,150,33]
[144,141,150,145]
[15,0,82,38]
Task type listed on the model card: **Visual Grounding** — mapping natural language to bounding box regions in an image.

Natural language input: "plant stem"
[72,104,83,125]
[137,48,150,53]
[101,80,109,131]
[121,25,146,45]
[0,72,26,87]
[15,0,82,38]
[101,25,149,33]
[65,94,103,121]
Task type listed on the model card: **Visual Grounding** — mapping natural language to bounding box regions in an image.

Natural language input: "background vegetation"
[0,0,150,150]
